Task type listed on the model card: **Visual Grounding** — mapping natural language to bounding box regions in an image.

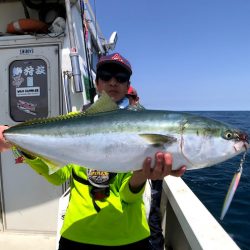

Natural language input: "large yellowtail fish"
[3,92,249,174]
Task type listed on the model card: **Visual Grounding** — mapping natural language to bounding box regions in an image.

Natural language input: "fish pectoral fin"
[39,156,65,175]
[139,134,177,147]
[84,91,119,115]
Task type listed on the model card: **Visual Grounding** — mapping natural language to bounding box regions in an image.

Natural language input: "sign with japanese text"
[9,59,48,121]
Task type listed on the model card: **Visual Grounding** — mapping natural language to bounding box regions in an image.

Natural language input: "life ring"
[7,18,48,34]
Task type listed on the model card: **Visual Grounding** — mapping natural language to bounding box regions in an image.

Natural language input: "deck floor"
[0,232,56,250]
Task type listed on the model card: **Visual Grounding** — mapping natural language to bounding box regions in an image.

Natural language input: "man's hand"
[0,125,12,152]
[129,152,186,192]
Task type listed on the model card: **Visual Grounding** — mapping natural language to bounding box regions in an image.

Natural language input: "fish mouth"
[237,132,248,143]
[241,133,249,151]
[234,141,249,152]
[234,132,249,152]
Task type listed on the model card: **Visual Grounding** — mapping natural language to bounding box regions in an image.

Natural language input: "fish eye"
[223,130,234,140]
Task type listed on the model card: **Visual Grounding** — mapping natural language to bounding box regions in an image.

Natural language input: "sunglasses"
[98,71,130,83]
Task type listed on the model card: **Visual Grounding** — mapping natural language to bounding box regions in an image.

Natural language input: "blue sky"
[91,0,250,111]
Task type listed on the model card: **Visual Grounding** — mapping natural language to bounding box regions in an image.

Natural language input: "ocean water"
[182,111,250,250]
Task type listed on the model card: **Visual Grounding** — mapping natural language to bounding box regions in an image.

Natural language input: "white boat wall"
[160,176,239,249]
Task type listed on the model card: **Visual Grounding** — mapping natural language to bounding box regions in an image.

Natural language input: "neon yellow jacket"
[24,157,150,246]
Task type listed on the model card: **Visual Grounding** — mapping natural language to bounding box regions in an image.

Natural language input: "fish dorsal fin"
[127,103,145,111]
[84,91,119,115]
[139,134,177,147]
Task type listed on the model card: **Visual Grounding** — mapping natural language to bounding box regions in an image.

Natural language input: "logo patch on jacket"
[87,169,110,188]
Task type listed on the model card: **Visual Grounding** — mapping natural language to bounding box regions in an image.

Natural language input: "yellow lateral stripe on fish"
[220,166,242,220]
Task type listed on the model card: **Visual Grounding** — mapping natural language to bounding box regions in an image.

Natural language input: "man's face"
[96,64,130,102]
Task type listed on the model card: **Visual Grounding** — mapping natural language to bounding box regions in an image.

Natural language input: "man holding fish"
[0,53,186,249]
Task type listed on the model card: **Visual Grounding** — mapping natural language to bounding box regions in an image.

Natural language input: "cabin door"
[0,37,64,233]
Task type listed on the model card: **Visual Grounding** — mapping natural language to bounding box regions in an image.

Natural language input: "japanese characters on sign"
[9,59,49,121]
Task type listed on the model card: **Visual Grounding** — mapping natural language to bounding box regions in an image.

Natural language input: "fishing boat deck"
[0,232,56,250]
